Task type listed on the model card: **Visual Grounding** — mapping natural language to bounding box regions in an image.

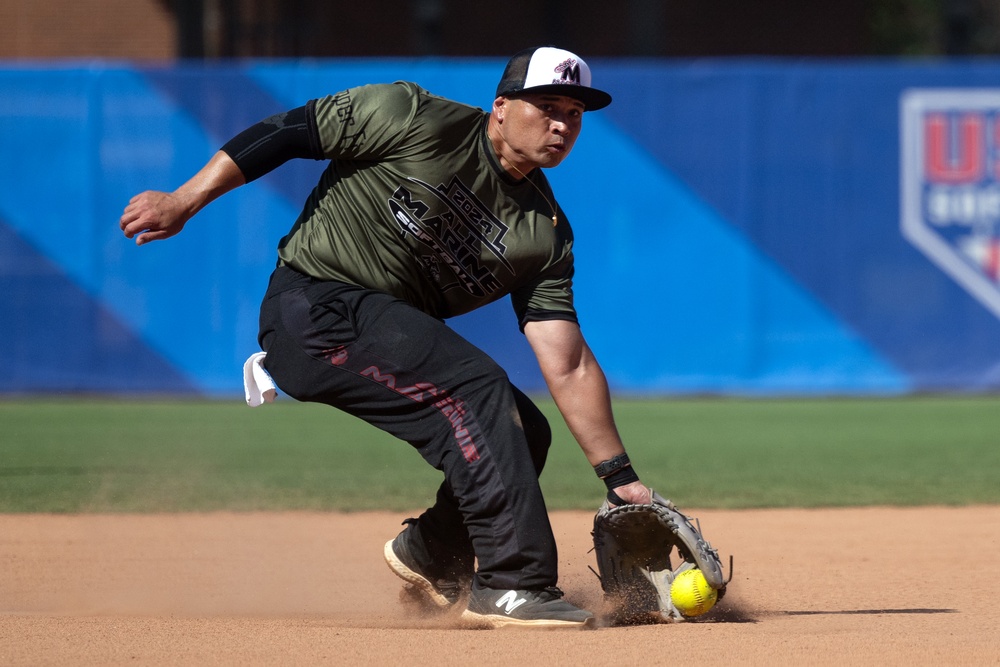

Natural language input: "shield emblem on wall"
[900,89,1000,318]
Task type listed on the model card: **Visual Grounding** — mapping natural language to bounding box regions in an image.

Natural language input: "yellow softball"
[670,568,718,617]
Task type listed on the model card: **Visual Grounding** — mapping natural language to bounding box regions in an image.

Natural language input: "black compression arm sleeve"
[220,100,323,182]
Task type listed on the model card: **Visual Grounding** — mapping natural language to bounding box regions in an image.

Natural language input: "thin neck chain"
[508,162,558,227]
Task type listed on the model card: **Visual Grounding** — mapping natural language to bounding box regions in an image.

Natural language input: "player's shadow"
[691,606,959,624]
[781,608,958,616]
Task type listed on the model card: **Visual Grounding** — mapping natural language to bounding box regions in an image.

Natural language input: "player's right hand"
[120,191,191,246]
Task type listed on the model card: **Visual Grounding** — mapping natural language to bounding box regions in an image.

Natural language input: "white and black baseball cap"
[495,46,612,111]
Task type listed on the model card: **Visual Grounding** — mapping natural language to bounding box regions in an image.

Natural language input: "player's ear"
[493,96,507,122]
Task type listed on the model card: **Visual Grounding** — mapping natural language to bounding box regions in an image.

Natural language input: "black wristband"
[602,465,639,490]
[594,453,631,478]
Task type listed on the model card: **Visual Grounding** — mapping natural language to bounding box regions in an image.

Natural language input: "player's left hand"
[592,491,729,624]
[608,480,652,506]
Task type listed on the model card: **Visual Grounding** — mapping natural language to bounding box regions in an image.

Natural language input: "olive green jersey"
[276,81,576,328]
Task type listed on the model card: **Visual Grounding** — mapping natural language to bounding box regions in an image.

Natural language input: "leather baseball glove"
[592,491,729,623]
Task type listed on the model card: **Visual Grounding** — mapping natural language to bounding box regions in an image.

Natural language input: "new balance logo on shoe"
[495,590,528,614]
[462,585,594,628]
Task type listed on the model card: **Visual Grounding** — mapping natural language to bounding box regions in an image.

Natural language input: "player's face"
[499,94,584,170]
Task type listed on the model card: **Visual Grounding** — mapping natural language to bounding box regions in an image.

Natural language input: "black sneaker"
[461,585,595,629]
[383,529,465,610]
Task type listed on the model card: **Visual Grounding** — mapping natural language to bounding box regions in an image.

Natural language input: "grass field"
[1,396,998,512]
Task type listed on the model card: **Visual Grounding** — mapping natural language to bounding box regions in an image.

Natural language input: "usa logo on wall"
[901,89,1000,318]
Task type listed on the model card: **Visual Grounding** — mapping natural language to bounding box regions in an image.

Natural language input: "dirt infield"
[2,507,998,665]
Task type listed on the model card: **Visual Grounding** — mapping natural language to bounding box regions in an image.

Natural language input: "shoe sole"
[383,539,453,609]
[459,609,596,629]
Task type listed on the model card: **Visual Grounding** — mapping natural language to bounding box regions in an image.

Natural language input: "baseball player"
[120,46,652,629]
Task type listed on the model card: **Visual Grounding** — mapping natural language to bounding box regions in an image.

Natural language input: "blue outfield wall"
[3,58,1000,396]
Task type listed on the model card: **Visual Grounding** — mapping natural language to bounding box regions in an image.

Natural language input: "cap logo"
[553,58,581,86]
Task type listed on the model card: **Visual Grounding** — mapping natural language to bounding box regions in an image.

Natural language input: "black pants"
[258,266,557,590]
